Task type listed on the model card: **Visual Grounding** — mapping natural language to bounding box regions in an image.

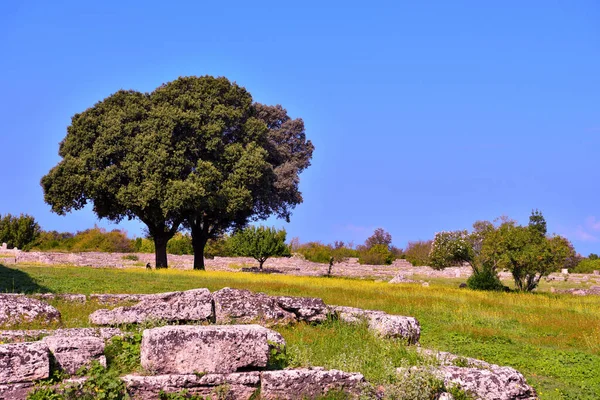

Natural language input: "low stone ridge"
[261,368,367,400]
[275,296,328,323]
[42,336,106,375]
[212,288,296,325]
[0,342,49,384]
[0,294,61,327]
[330,306,421,344]
[123,372,260,400]
[0,327,122,343]
[89,289,212,325]
[31,293,87,303]
[89,294,150,304]
[552,286,600,296]
[140,325,274,374]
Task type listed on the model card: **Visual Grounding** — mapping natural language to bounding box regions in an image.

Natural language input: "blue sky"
[0,1,598,254]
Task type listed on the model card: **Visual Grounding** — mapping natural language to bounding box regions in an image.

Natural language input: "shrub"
[466,267,505,291]
[204,235,234,258]
[296,242,334,264]
[166,232,193,255]
[34,227,134,253]
[358,244,394,265]
[404,240,432,266]
[573,259,600,274]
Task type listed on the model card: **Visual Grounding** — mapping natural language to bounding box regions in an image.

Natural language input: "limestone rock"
[140,325,274,374]
[213,288,295,325]
[440,366,537,400]
[0,382,34,400]
[0,328,122,343]
[43,336,106,375]
[123,372,260,400]
[275,296,328,323]
[261,368,367,399]
[0,294,61,327]
[89,289,212,325]
[0,342,49,384]
[330,306,421,344]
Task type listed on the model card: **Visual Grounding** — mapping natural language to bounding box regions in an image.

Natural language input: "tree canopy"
[229,226,290,270]
[42,76,313,268]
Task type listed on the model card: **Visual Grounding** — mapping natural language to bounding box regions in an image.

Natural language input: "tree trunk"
[154,234,169,269]
[191,223,209,271]
[259,259,265,270]
[192,231,208,271]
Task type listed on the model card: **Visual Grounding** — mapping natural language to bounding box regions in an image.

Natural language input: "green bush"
[573,259,600,274]
[33,227,134,253]
[166,233,193,255]
[204,235,234,258]
[229,226,290,269]
[466,267,505,291]
[0,213,41,250]
[296,242,335,264]
[358,244,394,265]
[404,240,432,266]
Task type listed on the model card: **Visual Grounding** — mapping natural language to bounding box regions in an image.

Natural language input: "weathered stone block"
[330,306,420,344]
[0,327,122,343]
[0,294,61,327]
[123,372,260,400]
[89,289,212,325]
[43,336,106,375]
[275,296,328,323]
[0,342,49,384]
[0,382,34,400]
[261,368,367,399]
[140,325,274,374]
[213,288,295,325]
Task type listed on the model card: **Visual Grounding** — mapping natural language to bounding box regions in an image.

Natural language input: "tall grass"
[1,264,599,399]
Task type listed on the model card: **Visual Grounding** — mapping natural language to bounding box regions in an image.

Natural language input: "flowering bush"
[429,230,474,270]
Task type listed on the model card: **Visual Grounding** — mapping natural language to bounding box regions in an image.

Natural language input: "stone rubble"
[0,342,49,384]
[0,294,61,327]
[212,287,296,325]
[0,327,122,343]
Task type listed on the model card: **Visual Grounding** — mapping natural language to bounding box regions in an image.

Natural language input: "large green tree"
[42,76,313,269]
[0,213,41,250]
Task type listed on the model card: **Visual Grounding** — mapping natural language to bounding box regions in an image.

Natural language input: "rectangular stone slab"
[0,342,49,384]
[140,325,271,374]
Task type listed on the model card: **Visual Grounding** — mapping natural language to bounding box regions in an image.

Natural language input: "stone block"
[0,342,49,384]
[0,295,61,327]
[261,368,366,399]
[213,288,295,325]
[43,336,106,375]
[140,325,274,374]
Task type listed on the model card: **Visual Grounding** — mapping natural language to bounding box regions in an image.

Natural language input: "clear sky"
[0,1,598,254]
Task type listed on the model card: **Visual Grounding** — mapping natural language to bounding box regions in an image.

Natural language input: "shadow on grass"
[0,263,52,293]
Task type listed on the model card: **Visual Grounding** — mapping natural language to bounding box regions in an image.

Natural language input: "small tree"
[229,226,290,270]
[404,240,432,266]
[365,228,392,249]
[0,213,41,250]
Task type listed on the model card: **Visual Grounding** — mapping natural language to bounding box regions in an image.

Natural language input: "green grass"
[2,263,600,399]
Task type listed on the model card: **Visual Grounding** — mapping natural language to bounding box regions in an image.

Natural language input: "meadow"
[1,263,599,399]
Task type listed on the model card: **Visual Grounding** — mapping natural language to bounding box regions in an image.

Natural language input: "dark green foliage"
[159,390,206,400]
[42,76,314,269]
[0,213,41,250]
[203,235,234,258]
[296,241,359,264]
[589,253,599,260]
[166,233,193,255]
[403,240,432,266]
[528,209,547,237]
[466,267,505,291]
[573,258,600,273]
[229,226,290,269]
[33,227,134,253]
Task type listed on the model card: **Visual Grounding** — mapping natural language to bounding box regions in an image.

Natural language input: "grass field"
[1,263,599,399]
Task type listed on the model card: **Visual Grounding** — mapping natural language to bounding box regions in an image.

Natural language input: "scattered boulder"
[439,366,537,400]
[89,289,212,325]
[0,327,122,343]
[275,296,328,323]
[43,336,106,375]
[330,306,421,344]
[0,294,61,327]
[212,288,296,325]
[123,372,260,400]
[261,368,367,399]
[0,342,49,384]
[140,325,275,374]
